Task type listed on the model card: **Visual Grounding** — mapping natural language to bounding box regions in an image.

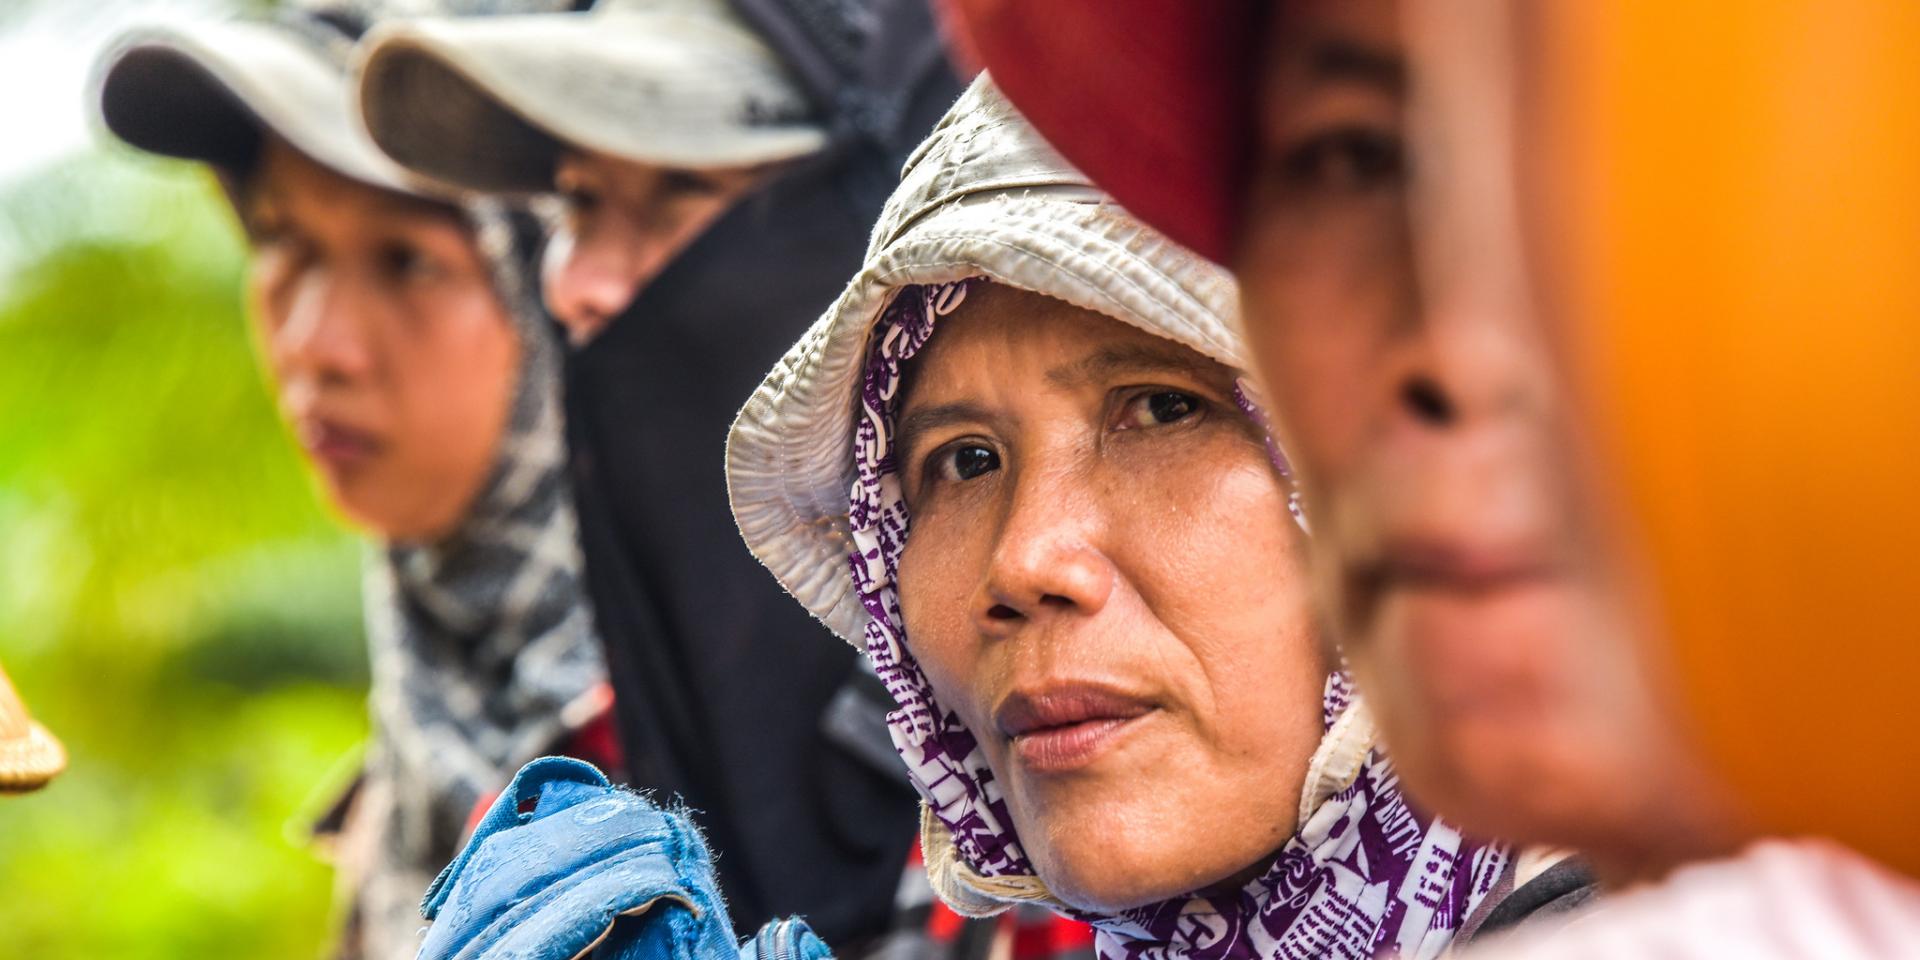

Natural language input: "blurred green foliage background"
[0,147,373,955]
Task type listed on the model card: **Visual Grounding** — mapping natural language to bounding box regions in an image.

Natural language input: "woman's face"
[243,138,521,544]
[539,148,764,344]
[1230,0,1739,872]
[894,285,1328,913]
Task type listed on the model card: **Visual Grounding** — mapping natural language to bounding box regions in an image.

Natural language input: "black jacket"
[563,0,968,946]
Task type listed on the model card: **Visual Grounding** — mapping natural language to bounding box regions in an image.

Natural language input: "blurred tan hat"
[0,663,64,793]
[94,13,423,194]
[354,0,826,197]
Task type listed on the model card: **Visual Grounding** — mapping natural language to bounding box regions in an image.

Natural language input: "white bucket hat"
[726,75,1244,647]
[354,0,828,197]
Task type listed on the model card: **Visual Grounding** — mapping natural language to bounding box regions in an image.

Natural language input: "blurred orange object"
[1531,2,1920,872]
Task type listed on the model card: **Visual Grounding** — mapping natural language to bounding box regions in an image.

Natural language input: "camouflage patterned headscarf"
[351,203,603,960]
[251,4,603,959]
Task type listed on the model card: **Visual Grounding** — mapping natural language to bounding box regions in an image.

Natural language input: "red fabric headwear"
[942,0,1260,264]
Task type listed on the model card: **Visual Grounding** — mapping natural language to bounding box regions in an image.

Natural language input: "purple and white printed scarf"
[846,279,1511,960]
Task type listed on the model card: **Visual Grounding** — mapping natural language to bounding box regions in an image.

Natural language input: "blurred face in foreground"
[1231,0,1740,876]
[893,285,1327,912]
[539,148,764,344]
[242,138,520,543]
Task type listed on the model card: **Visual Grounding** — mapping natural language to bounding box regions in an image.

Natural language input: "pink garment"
[1462,840,1920,959]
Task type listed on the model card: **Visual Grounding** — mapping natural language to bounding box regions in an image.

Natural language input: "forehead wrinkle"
[256,170,463,232]
[1043,340,1226,391]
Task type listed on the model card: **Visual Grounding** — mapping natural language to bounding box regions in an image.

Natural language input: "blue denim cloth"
[416,757,831,960]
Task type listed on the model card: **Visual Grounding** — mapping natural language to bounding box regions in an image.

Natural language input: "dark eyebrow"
[240,179,464,234]
[368,190,467,228]
[1044,341,1225,391]
[894,401,995,466]
[1306,38,1406,94]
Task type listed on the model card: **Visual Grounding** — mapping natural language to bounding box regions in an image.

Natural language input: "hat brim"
[943,0,1261,264]
[0,720,64,793]
[356,11,828,197]
[95,21,418,194]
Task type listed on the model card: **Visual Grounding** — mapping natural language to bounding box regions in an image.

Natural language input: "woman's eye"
[560,186,600,216]
[253,232,297,261]
[934,443,1001,483]
[250,250,303,323]
[661,170,725,198]
[1276,126,1405,194]
[555,187,602,236]
[378,242,446,284]
[247,217,304,257]
[246,219,285,247]
[1120,390,1203,429]
[249,231,315,293]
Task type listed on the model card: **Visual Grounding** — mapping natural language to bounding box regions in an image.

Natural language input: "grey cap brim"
[95,20,421,194]
[355,10,828,197]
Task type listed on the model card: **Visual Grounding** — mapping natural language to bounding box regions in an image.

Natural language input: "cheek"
[1027,447,1325,908]
[1235,197,1411,486]
[1127,446,1304,625]
[390,293,521,467]
[1120,444,1324,718]
[675,196,733,240]
[897,525,994,725]
[244,264,295,377]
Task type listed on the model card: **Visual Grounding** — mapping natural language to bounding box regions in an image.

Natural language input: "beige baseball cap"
[354,0,829,197]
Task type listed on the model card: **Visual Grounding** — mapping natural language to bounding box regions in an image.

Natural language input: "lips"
[1335,523,1574,662]
[297,416,383,470]
[1372,535,1558,591]
[994,685,1156,773]
[1332,424,1570,639]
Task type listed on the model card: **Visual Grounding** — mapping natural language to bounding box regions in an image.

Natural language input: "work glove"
[416,756,830,960]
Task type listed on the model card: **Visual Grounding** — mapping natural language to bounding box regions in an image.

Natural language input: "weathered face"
[1230,0,1738,870]
[893,284,1327,912]
[243,138,520,543]
[538,148,763,344]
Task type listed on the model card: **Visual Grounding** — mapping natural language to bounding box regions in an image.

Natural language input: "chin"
[1000,724,1305,913]
[1024,810,1256,914]
[1356,590,1596,805]
[1417,729,1587,845]
[1042,861,1189,915]
[336,493,447,545]
[1376,682,1641,857]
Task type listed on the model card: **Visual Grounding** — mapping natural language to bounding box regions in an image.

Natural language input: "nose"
[541,217,663,345]
[1393,7,1547,434]
[973,471,1115,635]
[273,266,374,386]
[1388,318,1545,434]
